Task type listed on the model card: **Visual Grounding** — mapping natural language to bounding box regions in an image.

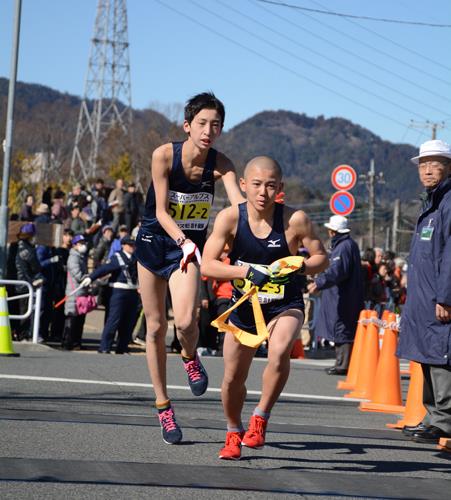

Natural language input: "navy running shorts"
[229,298,304,335]
[136,228,182,280]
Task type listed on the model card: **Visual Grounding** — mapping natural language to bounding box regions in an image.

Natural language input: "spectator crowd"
[8,178,142,351]
[6,177,409,356]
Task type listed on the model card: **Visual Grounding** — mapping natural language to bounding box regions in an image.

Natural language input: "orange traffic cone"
[400,360,412,376]
[359,312,404,414]
[387,361,426,429]
[379,310,389,346]
[0,287,20,357]
[290,338,305,359]
[337,310,368,390]
[345,310,379,399]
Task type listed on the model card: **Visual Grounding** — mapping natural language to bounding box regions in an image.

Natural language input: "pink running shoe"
[158,406,183,444]
[183,354,208,396]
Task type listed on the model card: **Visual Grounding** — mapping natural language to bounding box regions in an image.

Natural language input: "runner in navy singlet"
[201,156,328,460]
[136,92,244,445]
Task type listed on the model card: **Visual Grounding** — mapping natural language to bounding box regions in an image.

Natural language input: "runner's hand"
[270,260,306,284]
[180,241,202,272]
[246,265,271,288]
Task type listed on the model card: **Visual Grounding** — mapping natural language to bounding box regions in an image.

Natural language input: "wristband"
[175,236,186,247]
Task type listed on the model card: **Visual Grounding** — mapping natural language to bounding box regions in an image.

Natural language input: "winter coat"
[92,236,112,267]
[397,178,451,365]
[36,245,58,291]
[15,239,42,292]
[90,250,138,287]
[64,248,89,316]
[108,187,124,214]
[19,204,34,221]
[314,233,364,343]
[70,217,87,236]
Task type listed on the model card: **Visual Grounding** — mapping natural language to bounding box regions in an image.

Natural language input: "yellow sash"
[211,256,304,348]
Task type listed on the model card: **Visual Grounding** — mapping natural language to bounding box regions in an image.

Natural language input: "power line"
[153,0,415,130]
[189,0,433,121]
[309,0,451,76]
[256,0,451,28]
[216,0,450,117]
[255,0,451,87]
[250,0,451,103]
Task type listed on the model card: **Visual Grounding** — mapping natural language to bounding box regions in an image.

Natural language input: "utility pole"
[410,120,445,140]
[391,199,400,253]
[360,159,384,248]
[70,0,133,183]
[0,0,22,279]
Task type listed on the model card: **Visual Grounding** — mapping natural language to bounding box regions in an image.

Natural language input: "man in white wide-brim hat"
[308,214,364,375]
[397,139,451,444]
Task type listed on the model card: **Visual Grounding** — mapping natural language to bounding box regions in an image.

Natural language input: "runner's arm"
[201,207,247,281]
[215,153,245,205]
[292,210,328,275]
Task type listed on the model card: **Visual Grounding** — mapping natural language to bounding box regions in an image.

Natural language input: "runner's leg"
[168,263,201,359]
[222,330,256,428]
[258,309,304,413]
[138,262,169,404]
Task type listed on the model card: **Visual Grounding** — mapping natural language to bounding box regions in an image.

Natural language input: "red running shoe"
[242,415,268,449]
[218,431,244,460]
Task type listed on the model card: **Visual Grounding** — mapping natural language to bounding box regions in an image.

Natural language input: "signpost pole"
[0,0,22,279]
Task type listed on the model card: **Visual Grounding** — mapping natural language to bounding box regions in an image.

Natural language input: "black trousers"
[62,314,86,350]
[421,364,451,435]
[334,342,353,370]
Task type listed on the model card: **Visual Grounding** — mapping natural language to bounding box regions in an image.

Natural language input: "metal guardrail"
[0,279,42,344]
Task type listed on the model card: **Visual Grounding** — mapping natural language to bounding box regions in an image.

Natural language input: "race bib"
[168,190,213,231]
[233,260,285,304]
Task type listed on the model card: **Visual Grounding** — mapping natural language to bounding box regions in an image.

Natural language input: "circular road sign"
[329,190,355,216]
[331,164,357,191]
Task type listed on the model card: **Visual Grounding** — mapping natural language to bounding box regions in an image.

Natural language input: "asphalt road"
[1,314,450,499]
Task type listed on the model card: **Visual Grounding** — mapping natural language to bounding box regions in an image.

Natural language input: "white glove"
[32,278,44,288]
[180,241,201,272]
[50,255,60,263]
[81,277,92,287]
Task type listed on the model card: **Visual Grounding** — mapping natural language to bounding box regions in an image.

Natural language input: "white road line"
[0,374,364,402]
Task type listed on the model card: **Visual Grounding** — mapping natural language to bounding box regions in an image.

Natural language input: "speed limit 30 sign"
[331,165,357,191]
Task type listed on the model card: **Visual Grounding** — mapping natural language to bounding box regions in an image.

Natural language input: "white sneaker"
[132,337,146,346]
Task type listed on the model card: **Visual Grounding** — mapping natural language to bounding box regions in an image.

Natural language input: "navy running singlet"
[228,202,305,334]
[141,141,217,249]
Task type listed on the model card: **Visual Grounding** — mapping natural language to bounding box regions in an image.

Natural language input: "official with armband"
[83,236,139,354]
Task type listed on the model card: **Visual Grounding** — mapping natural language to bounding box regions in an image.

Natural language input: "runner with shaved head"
[201,155,328,460]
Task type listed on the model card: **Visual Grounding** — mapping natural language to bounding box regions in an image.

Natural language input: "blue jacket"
[107,238,122,260]
[314,233,364,343]
[397,177,451,365]
[36,245,57,289]
[90,251,138,289]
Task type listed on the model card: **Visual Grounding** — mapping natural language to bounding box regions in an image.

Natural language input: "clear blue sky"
[1,0,450,146]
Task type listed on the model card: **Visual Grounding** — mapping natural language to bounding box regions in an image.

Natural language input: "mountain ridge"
[0,78,421,203]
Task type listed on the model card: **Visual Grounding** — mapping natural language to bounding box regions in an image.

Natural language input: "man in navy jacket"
[308,215,364,375]
[397,139,451,444]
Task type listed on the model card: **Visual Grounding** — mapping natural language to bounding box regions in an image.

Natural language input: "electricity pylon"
[70,0,132,183]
